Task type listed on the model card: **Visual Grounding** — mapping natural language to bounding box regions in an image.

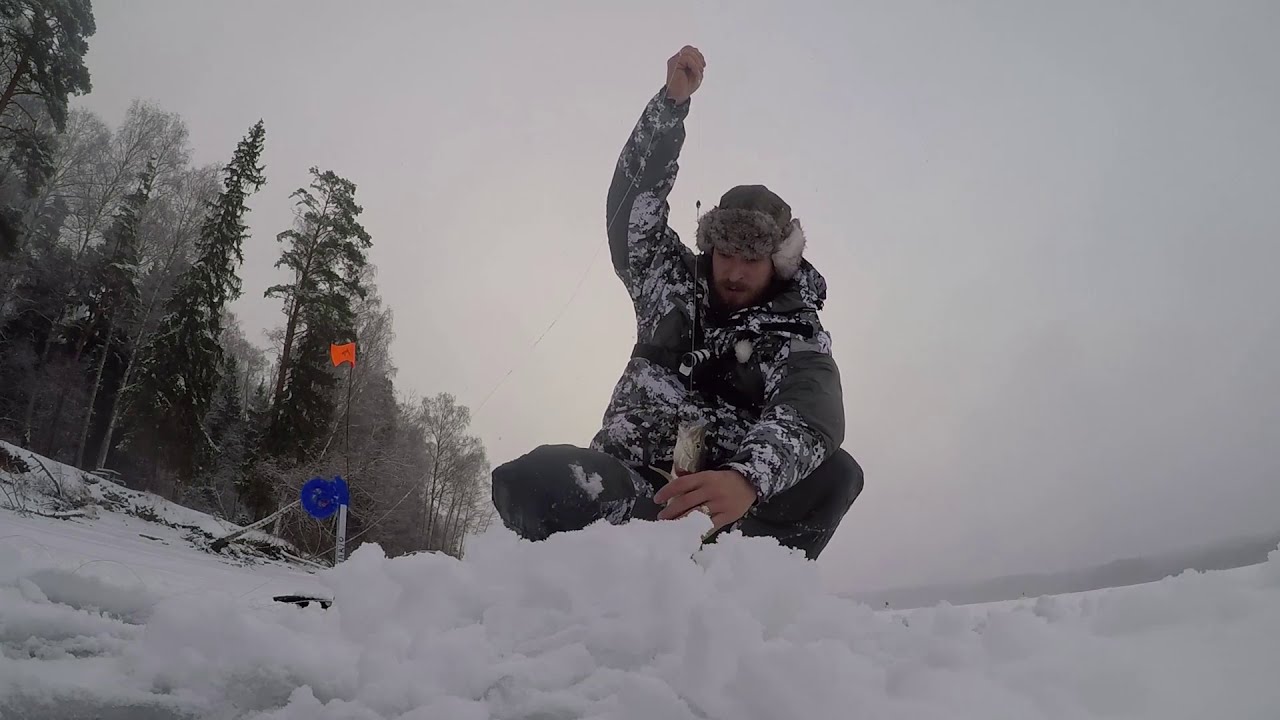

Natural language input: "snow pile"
[3,511,1280,719]
[0,439,295,560]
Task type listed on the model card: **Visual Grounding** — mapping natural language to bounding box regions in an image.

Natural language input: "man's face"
[710,248,774,312]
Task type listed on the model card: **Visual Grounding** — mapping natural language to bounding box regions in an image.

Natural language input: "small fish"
[671,418,708,478]
[650,419,714,528]
[651,418,708,483]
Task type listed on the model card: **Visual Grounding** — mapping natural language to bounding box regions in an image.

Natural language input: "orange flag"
[330,342,357,367]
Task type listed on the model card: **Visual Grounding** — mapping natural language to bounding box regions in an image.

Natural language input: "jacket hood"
[768,259,827,314]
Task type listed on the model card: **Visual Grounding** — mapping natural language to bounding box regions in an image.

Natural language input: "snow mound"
[4,515,1280,719]
[0,440,296,562]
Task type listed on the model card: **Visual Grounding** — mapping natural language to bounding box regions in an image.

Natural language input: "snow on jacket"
[588,87,846,503]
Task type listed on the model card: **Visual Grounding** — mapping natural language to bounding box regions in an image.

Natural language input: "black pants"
[491,445,863,560]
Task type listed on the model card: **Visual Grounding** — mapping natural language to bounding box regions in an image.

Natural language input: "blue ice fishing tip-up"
[301,476,350,520]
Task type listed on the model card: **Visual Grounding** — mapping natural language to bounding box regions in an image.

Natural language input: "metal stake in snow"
[301,475,350,564]
[336,501,348,562]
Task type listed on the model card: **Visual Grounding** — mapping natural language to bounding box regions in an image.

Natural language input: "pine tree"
[266,306,341,463]
[127,121,265,483]
[262,168,371,459]
[0,0,96,132]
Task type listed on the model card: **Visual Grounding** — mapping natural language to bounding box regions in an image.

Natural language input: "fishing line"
[472,110,668,417]
[312,479,416,558]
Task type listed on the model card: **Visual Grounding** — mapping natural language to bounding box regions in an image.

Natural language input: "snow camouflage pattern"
[589,87,845,505]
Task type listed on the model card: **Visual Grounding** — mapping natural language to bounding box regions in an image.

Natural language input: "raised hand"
[666,45,706,105]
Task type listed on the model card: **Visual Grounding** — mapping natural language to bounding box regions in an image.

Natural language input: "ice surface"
[3,498,1280,719]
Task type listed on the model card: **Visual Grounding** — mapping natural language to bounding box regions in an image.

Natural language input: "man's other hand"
[655,467,756,529]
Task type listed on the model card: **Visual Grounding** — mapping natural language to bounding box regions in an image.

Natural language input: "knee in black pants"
[816,449,864,519]
[491,444,641,541]
[731,449,864,560]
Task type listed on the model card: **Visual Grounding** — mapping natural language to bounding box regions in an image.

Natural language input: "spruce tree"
[128,121,265,482]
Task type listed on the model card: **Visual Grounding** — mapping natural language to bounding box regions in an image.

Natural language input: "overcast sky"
[75,0,1280,594]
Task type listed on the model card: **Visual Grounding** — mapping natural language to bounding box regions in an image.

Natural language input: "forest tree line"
[0,0,494,559]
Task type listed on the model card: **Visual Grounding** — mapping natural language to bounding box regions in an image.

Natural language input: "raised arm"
[606,47,705,302]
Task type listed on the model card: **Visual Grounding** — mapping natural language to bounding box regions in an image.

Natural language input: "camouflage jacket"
[588,88,845,503]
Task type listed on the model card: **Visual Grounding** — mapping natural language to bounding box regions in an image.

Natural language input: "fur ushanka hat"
[695,184,806,280]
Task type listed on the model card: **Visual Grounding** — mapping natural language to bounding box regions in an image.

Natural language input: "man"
[491,46,863,559]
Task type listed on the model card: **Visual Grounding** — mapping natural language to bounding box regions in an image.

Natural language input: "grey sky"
[76,0,1280,594]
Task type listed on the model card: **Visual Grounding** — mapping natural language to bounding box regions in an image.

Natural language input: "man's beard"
[712,281,757,312]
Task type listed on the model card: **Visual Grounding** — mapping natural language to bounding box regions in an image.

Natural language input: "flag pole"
[344,361,352,478]
[329,340,357,564]
[336,359,352,564]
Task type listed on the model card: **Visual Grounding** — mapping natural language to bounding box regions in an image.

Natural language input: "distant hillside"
[850,532,1280,609]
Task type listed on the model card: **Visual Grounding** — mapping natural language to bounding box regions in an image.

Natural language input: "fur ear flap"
[772,219,805,280]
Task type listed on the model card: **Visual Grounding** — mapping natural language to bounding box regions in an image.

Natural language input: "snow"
[3,506,1280,720]
[1,440,293,557]
[569,463,605,500]
[3,444,1280,718]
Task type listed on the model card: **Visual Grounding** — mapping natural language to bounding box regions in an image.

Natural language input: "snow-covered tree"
[415,392,491,556]
[220,310,268,415]
[0,120,56,256]
[189,353,250,520]
[126,120,266,483]
[70,158,156,468]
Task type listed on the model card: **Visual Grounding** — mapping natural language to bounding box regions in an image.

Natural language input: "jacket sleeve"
[721,330,846,503]
[606,87,692,305]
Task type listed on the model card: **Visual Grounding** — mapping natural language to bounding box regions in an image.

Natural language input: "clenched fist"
[666,45,705,105]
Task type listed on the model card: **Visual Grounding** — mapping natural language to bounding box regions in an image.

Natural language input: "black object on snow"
[272,594,332,609]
